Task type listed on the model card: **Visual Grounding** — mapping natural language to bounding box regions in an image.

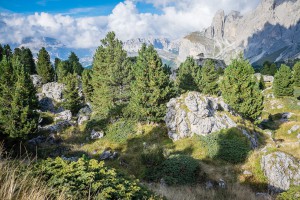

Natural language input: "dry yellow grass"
[0,143,65,200]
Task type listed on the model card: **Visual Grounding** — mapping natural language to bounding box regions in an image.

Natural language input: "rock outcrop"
[261,151,300,192]
[77,106,92,125]
[54,110,72,122]
[179,0,300,65]
[165,92,237,141]
[41,82,65,103]
[30,75,43,88]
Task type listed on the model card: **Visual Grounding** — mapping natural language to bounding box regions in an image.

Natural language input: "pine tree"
[273,64,294,97]
[36,47,55,83]
[82,69,93,102]
[129,44,176,122]
[56,61,71,83]
[0,58,39,139]
[13,47,36,74]
[62,73,82,114]
[68,52,84,76]
[91,32,131,118]
[220,55,264,121]
[261,61,277,76]
[201,59,219,95]
[258,75,266,90]
[3,44,12,60]
[0,44,3,61]
[293,61,300,87]
[176,56,201,93]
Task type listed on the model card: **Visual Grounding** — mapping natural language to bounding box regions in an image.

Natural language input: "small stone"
[90,129,104,139]
[218,179,226,189]
[205,181,213,189]
[243,170,253,176]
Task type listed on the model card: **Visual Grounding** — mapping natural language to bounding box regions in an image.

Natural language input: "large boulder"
[55,110,72,122]
[42,82,65,103]
[77,106,92,125]
[165,92,237,141]
[261,152,300,193]
[30,75,43,88]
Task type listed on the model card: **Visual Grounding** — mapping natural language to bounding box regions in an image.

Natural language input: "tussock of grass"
[0,144,65,200]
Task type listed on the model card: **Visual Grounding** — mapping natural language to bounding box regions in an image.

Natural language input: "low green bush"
[34,156,156,199]
[200,128,251,164]
[277,186,300,200]
[145,154,200,186]
[106,119,136,142]
[141,144,165,167]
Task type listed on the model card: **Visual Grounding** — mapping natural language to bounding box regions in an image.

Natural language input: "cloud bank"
[0,0,261,48]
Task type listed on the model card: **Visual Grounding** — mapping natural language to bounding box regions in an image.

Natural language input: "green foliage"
[276,186,300,200]
[82,69,93,102]
[13,47,36,74]
[68,52,84,76]
[141,144,165,167]
[176,57,201,93]
[260,61,277,76]
[0,57,39,139]
[128,44,176,122]
[199,128,251,164]
[273,64,294,97]
[3,44,12,59]
[62,73,83,114]
[293,61,300,87]
[36,47,55,84]
[0,44,3,61]
[91,32,131,119]
[220,55,264,121]
[201,59,219,95]
[56,60,71,83]
[259,75,266,90]
[106,119,136,143]
[34,157,155,199]
[156,155,200,185]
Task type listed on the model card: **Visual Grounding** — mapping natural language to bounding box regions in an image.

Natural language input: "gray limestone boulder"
[77,106,92,125]
[42,82,65,103]
[55,110,72,122]
[261,151,300,193]
[165,92,237,141]
[90,129,104,140]
[30,75,43,88]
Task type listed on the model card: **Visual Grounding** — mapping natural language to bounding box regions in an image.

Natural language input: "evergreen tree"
[3,44,12,60]
[36,47,55,83]
[261,61,277,76]
[54,58,61,70]
[293,61,300,87]
[62,73,82,114]
[201,59,219,95]
[273,64,294,97]
[0,44,3,61]
[68,52,84,75]
[258,75,266,90]
[91,32,131,118]
[176,56,201,93]
[13,47,36,74]
[0,58,39,139]
[82,69,93,102]
[129,44,176,122]
[220,55,264,121]
[56,61,71,83]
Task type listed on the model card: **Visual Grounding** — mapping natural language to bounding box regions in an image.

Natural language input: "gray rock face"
[39,120,73,133]
[288,125,300,134]
[77,106,92,125]
[261,151,300,192]
[30,75,43,88]
[99,149,118,160]
[179,0,300,65]
[165,92,237,141]
[54,110,72,122]
[42,82,65,103]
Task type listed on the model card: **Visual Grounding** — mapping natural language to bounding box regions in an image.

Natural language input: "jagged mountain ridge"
[178,0,300,65]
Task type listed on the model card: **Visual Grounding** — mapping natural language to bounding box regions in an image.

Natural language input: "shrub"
[106,119,137,142]
[34,157,155,199]
[200,128,251,164]
[157,155,200,185]
[141,144,165,167]
[276,186,300,200]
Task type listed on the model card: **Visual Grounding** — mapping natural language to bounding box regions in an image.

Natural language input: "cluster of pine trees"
[273,62,300,98]
[0,45,39,139]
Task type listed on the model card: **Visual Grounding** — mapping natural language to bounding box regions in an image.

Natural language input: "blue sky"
[0,0,161,16]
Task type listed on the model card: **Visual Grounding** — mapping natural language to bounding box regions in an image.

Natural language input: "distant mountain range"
[7,0,300,68]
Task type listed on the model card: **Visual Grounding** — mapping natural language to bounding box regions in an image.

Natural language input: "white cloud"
[0,0,261,48]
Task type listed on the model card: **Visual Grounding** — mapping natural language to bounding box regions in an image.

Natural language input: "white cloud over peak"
[0,0,261,48]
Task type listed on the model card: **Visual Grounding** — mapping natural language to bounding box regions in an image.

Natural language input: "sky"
[0,0,261,48]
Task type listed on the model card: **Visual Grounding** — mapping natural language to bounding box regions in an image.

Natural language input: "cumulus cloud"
[0,0,261,48]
